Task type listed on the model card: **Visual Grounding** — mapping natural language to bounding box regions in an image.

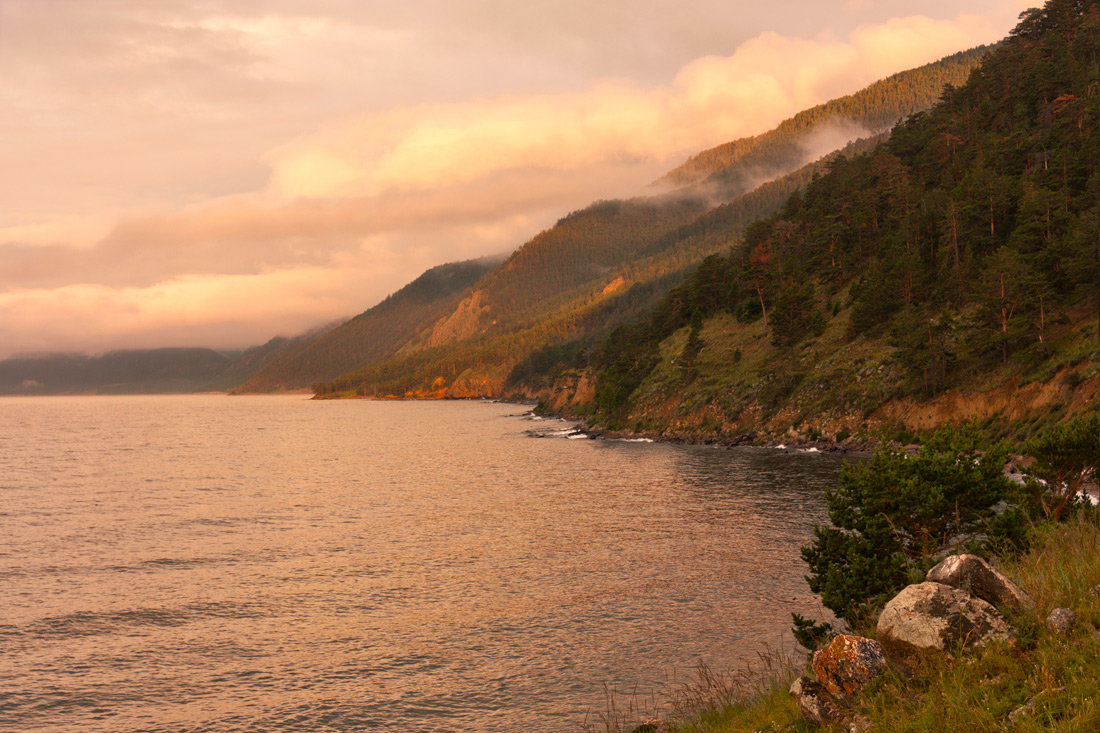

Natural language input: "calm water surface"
[0,395,847,731]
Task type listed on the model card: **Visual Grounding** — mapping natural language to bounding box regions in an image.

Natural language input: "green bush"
[800,422,1028,624]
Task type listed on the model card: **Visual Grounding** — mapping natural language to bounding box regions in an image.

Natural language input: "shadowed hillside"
[232,257,502,393]
[0,349,239,394]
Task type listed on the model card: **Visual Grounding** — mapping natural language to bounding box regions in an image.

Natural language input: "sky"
[0,0,1034,358]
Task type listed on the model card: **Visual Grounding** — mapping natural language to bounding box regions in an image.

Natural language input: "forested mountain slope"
[310,49,988,399]
[314,136,888,399]
[567,0,1099,443]
[232,257,500,393]
[658,47,991,197]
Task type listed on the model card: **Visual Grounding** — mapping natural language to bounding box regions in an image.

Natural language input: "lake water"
[0,395,847,731]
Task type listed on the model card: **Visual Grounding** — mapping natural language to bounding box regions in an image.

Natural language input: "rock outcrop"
[925,554,1034,613]
[791,555,1039,724]
[876,581,1015,657]
[812,634,887,700]
[791,635,885,724]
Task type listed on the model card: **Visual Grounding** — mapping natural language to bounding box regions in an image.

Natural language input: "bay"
[0,395,844,731]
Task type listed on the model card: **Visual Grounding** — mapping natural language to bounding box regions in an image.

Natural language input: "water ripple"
[0,395,848,732]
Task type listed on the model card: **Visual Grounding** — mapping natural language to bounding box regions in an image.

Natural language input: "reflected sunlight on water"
[0,396,848,731]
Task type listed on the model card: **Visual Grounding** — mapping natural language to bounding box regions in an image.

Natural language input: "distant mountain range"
[0,348,257,395]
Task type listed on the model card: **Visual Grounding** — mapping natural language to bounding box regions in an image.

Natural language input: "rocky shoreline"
[521,401,879,453]
[581,425,877,453]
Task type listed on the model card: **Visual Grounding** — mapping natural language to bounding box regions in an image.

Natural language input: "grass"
[579,653,807,733]
[623,301,917,442]
[614,512,1100,732]
[605,285,1097,447]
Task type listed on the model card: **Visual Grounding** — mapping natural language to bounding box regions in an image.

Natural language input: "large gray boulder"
[877,581,1015,657]
[812,634,887,700]
[926,554,1034,614]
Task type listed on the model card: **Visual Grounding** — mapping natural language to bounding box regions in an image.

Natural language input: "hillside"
[311,49,988,400]
[658,47,991,197]
[554,0,1099,444]
[315,137,890,399]
[232,257,500,393]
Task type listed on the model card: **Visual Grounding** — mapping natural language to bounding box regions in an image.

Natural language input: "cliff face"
[418,290,491,350]
[878,372,1098,434]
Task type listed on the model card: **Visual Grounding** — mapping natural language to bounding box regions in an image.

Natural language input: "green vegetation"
[588,0,1100,434]
[588,514,1100,732]
[312,142,874,399]
[1025,414,1100,520]
[663,511,1100,733]
[802,423,1028,626]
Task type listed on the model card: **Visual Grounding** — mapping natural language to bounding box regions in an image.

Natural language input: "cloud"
[0,268,348,356]
[267,12,1008,201]
[0,164,640,294]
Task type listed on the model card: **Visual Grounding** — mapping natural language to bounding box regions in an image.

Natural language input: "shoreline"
[521,402,878,454]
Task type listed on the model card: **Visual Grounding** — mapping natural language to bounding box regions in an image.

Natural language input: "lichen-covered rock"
[789,676,839,724]
[926,554,1035,613]
[1046,607,1077,635]
[877,581,1014,656]
[812,634,887,699]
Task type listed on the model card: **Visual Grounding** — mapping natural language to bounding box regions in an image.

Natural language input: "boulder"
[812,634,887,699]
[877,581,1014,657]
[789,676,839,724]
[1046,607,1076,635]
[925,554,1035,614]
